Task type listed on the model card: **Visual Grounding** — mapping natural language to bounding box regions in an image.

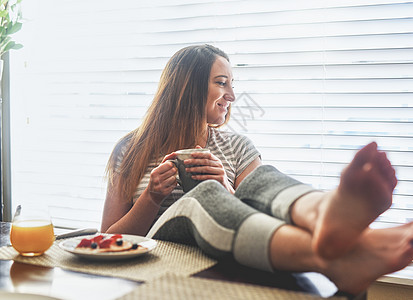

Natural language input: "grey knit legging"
[146,165,314,272]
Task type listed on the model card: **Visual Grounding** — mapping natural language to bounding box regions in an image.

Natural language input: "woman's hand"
[146,152,178,204]
[184,146,234,194]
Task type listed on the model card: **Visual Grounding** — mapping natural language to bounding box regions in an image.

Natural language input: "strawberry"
[98,238,114,249]
[110,234,122,240]
[77,238,92,248]
[92,235,105,243]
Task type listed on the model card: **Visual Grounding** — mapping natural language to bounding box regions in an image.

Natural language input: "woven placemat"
[0,240,217,282]
[117,273,346,300]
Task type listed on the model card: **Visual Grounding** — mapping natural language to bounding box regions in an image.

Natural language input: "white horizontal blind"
[9,0,413,229]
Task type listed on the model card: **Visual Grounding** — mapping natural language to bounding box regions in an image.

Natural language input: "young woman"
[102,45,261,235]
[102,44,413,295]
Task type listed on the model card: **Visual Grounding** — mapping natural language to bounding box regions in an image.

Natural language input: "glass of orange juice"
[10,205,55,257]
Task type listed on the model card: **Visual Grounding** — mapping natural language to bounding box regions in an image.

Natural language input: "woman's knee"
[185,180,226,197]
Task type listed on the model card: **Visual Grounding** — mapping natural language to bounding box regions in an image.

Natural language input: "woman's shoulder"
[209,127,245,139]
[112,131,135,158]
[209,127,252,145]
[208,127,260,176]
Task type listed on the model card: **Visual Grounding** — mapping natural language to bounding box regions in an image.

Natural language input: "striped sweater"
[115,127,261,223]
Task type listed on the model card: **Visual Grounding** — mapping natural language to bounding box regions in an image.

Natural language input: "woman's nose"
[224,85,235,102]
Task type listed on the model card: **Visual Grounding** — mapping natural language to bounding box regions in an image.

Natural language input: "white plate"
[59,234,157,261]
[0,292,61,300]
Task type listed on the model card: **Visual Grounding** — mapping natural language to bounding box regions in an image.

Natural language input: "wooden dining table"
[0,222,367,300]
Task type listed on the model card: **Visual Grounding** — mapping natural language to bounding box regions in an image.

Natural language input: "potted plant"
[0,0,22,221]
[0,0,23,79]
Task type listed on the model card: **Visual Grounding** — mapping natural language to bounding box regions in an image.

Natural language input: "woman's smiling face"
[206,56,235,126]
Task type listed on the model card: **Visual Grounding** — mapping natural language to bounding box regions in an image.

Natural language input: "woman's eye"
[216,81,226,86]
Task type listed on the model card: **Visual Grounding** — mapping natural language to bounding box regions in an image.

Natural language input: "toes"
[352,142,378,167]
[388,169,398,190]
[377,152,392,173]
[377,152,397,190]
[358,146,397,192]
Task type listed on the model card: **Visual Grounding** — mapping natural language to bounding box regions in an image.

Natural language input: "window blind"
[9,0,413,229]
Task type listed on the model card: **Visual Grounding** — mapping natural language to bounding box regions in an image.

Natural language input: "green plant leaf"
[3,40,21,53]
[6,21,21,34]
[0,0,23,56]
[2,40,16,52]
[0,35,11,49]
[0,41,22,56]
[11,42,22,50]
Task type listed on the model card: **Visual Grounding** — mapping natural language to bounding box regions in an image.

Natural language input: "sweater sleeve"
[113,140,129,174]
[231,134,261,178]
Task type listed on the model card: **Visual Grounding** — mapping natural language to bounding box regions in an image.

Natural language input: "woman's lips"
[217,102,228,111]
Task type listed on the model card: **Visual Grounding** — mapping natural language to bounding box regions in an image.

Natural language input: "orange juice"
[10,220,55,256]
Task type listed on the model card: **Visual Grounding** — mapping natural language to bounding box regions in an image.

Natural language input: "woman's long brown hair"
[106,44,231,202]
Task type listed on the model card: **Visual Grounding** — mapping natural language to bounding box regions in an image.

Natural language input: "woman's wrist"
[142,187,163,208]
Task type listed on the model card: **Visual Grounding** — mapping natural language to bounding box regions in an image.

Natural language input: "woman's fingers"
[151,162,175,180]
[185,152,220,167]
[149,161,177,193]
[157,154,179,192]
[181,150,233,192]
[161,152,178,163]
[185,158,220,167]
[161,161,178,176]
[191,173,222,181]
[184,152,224,176]
[186,165,221,175]
[189,151,212,159]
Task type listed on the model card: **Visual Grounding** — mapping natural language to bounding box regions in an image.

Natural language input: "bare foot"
[313,142,397,259]
[323,223,413,295]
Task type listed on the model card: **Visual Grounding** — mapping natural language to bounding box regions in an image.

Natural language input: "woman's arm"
[101,155,178,235]
[101,180,163,236]
[234,156,262,189]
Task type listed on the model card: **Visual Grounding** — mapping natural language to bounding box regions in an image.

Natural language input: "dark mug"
[170,148,210,193]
